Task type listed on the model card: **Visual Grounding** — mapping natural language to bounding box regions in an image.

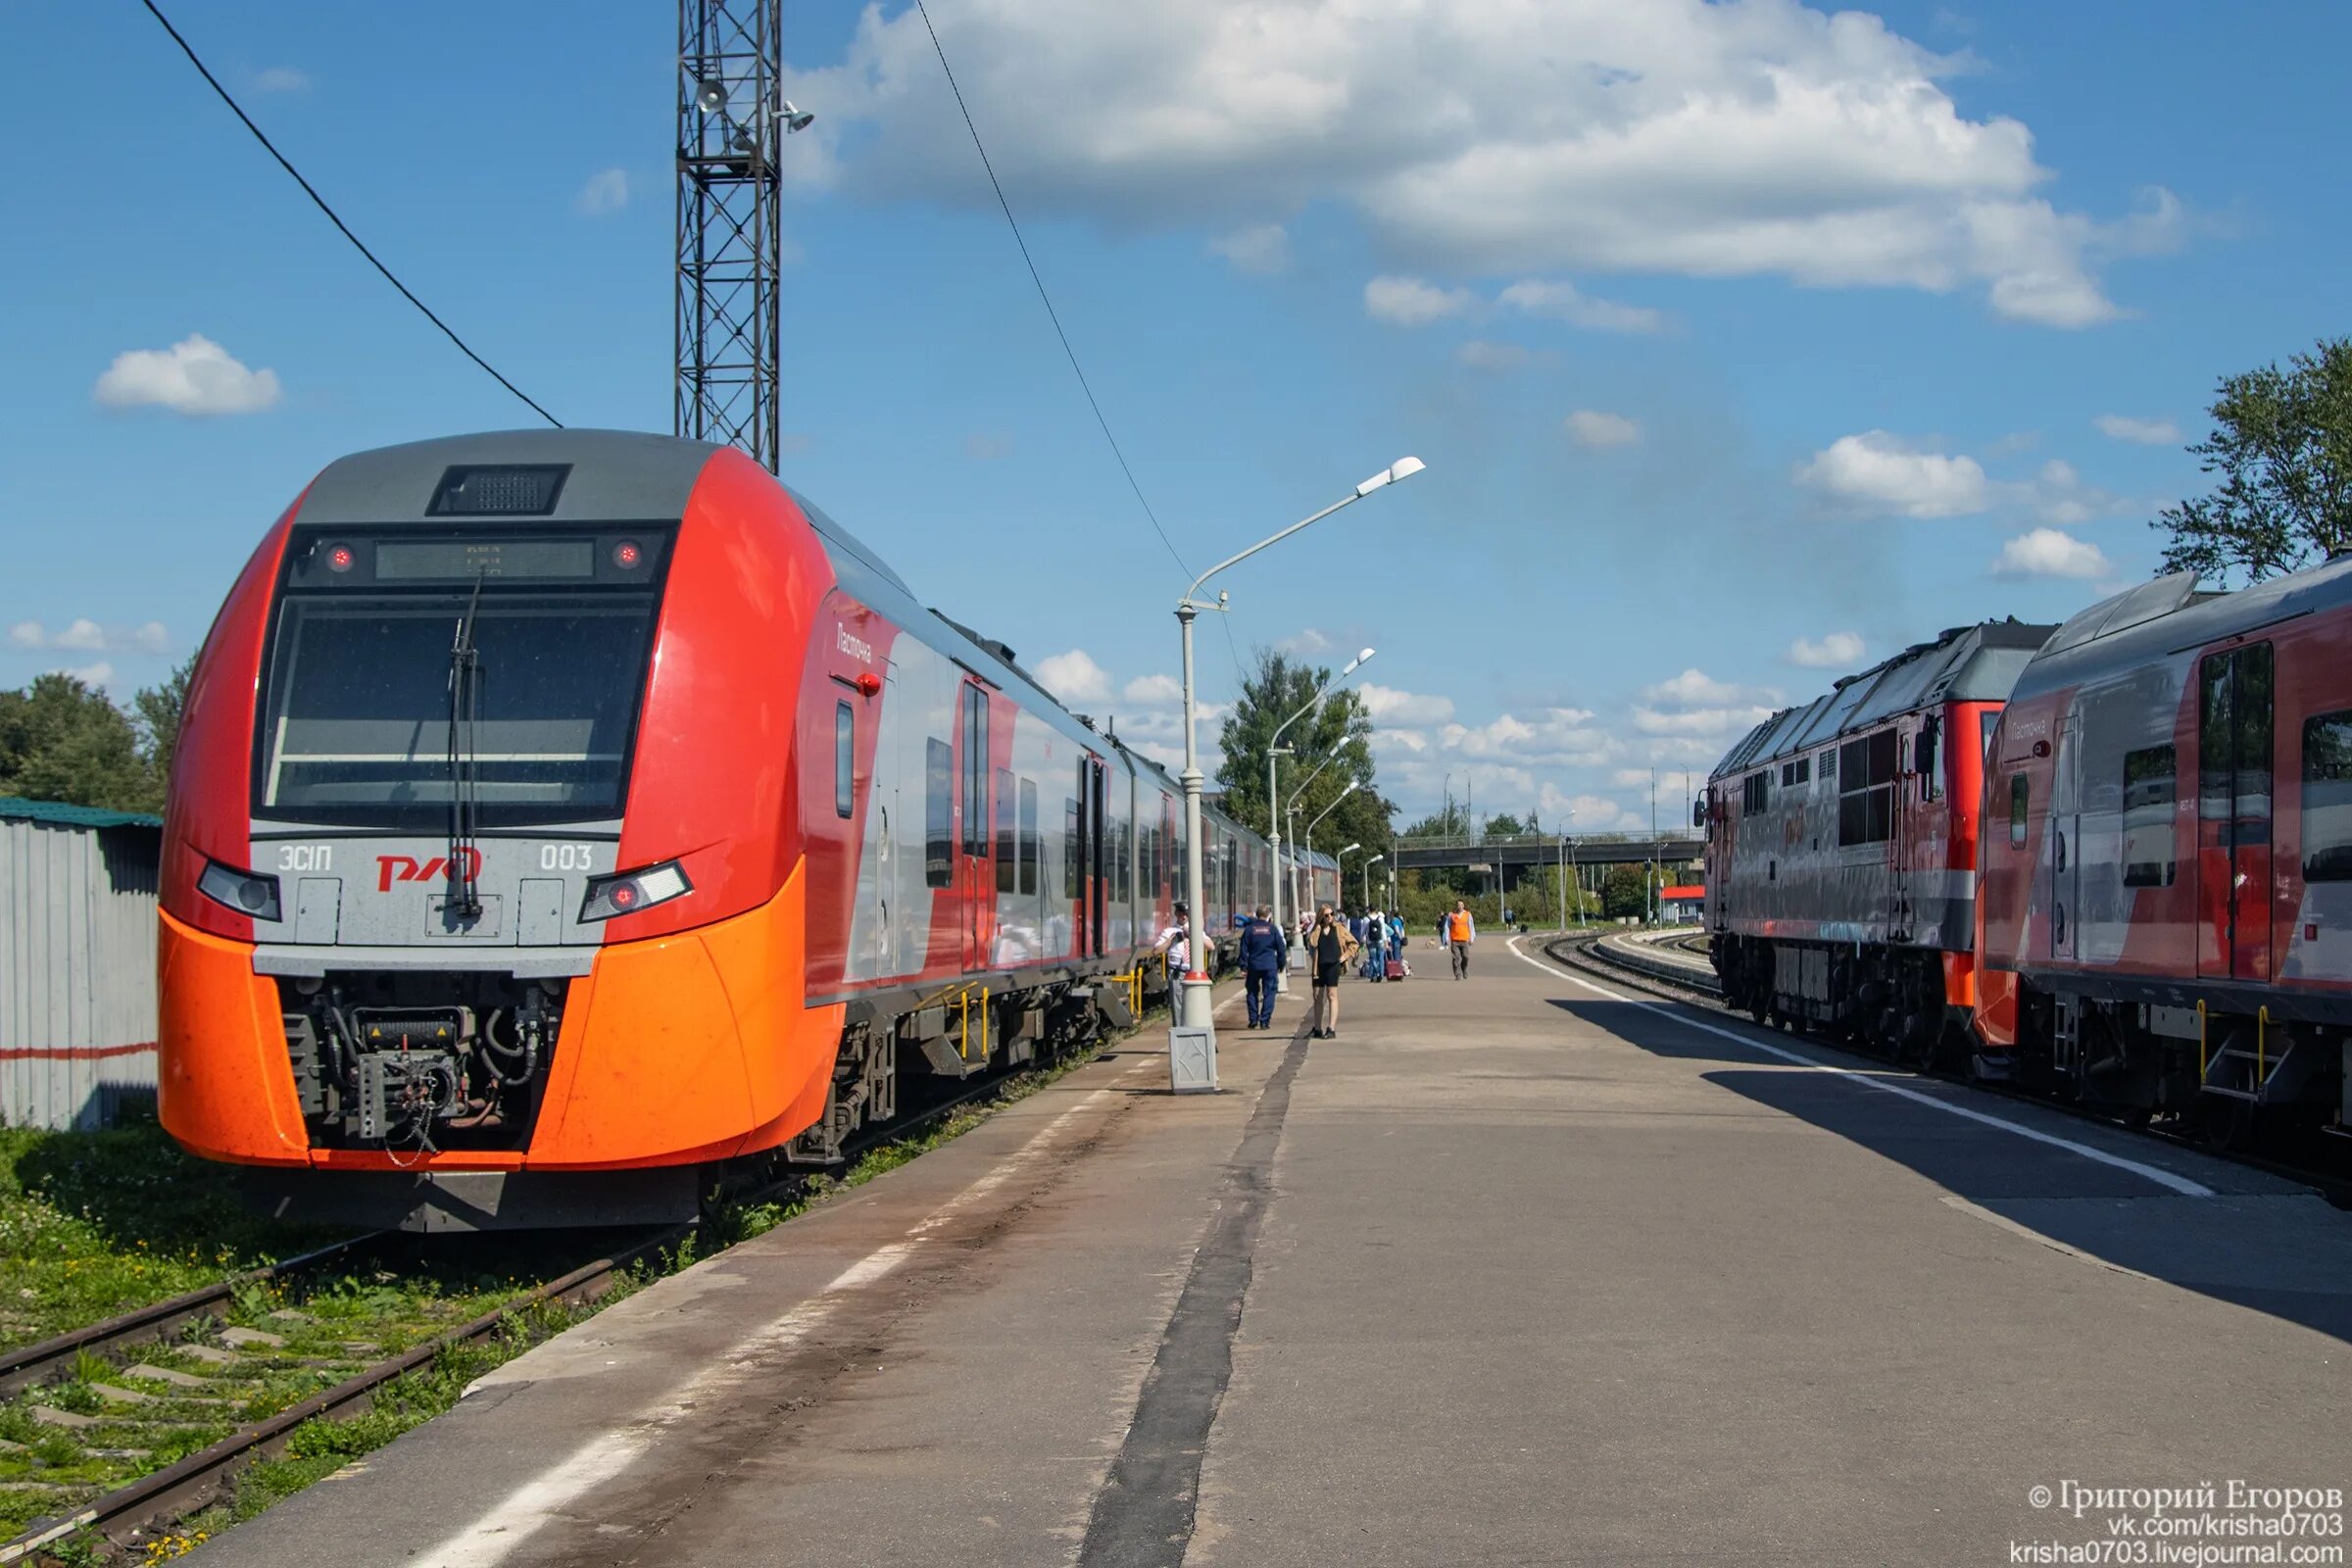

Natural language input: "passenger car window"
[834,702,855,819]
[925,739,953,888]
[2009,773,2029,847]
[2302,710,2352,882]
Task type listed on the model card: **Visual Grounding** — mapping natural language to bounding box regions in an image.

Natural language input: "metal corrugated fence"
[0,815,162,1130]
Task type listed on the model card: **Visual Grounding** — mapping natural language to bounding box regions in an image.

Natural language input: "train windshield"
[257,592,658,827]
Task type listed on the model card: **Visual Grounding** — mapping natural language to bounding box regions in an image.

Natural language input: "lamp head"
[696,79,728,113]
[1340,646,1376,676]
[1354,456,1427,497]
[780,99,815,133]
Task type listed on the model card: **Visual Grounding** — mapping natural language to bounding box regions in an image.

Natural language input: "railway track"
[0,1048,1079,1563]
[1544,929,2352,1209]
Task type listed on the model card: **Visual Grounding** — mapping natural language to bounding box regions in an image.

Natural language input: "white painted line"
[419,1086,1115,1567]
[1508,936,2215,1200]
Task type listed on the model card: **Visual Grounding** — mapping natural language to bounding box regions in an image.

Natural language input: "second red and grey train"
[157,429,1339,1228]
[1708,561,2352,1143]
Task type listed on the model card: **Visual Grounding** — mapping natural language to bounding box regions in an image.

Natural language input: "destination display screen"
[374,539,597,581]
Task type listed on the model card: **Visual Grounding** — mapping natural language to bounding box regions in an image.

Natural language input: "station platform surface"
[201,938,2352,1567]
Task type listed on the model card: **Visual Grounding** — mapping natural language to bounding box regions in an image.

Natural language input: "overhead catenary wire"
[135,0,563,428]
[912,0,1192,582]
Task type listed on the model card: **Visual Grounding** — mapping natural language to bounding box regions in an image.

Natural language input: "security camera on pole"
[1172,458,1424,1064]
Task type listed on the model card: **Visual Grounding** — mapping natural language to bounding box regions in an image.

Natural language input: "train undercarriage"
[1712,933,1956,1066]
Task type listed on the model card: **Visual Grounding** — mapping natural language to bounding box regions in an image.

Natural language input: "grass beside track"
[14,1001,1172,1564]
[0,1122,343,1354]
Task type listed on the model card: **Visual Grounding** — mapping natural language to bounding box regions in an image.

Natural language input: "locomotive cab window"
[2122,745,2177,887]
[834,702,855,818]
[2009,773,2029,847]
[2302,710,2352,882]
[1742,771,1770,814]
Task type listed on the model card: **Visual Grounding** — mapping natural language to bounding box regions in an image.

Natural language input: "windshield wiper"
[446,575,486,920]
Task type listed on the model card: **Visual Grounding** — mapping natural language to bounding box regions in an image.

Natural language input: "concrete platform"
[199,941,2352,1567]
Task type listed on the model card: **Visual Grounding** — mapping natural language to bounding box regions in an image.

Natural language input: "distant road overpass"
[1392,832,1702,874]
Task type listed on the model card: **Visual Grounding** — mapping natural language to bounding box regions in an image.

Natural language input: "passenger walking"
[1310,906,1347,1038]
[1156,902,1191,986]
[1445,900,1476,979]
[1361,906,1387,981]
[1238,905,1288,1031]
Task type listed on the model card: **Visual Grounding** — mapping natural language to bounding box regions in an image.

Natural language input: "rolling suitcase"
[1384,957,1405,982]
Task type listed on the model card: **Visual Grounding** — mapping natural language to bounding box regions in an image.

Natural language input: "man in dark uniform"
[1238,905,1289,1030]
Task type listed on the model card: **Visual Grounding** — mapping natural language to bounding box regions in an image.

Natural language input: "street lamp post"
[1363,852,1385,909]
[1268,648,1375,994]
[1175,460,1423,1037]
[1301,780,1360,924]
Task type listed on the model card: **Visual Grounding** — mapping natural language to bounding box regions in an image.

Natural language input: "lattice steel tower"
[676,0,808,470]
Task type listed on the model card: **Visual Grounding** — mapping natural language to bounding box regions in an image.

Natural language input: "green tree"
[1484,811,1528,837]
[2154,336,2352,585]
[132,656,195,797]
[1217,645,1389,868]
[0,674,156,811]
[1601,862,1650,920]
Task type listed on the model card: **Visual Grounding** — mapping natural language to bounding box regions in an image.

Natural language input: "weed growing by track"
[0,1121,340,1351]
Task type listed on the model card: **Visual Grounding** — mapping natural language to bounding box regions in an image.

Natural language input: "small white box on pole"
[1168,1026,1218,1094]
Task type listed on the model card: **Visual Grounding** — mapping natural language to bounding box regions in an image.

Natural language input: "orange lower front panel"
[157,862,845,1174]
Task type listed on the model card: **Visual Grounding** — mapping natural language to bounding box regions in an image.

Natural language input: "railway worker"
[1444,900,1476,979]
[1309,906,1348,1039]
[1238,906,1287,1030]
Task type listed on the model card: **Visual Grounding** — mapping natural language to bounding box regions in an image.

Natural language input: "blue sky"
[3,0,2344,833]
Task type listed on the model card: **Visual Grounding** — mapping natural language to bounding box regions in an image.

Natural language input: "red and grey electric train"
[1709,561,2352,1144]
[158,430,1338,1228]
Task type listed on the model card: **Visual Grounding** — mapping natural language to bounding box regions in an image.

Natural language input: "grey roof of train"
[1711,618,2055,780]
[2008,556,2352,701]
[294,429,1252,835]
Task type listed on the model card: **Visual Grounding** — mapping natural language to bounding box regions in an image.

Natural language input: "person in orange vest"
[1444,900,1476,979]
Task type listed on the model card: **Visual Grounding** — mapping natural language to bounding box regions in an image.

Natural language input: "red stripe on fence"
[0,1041,159,1063]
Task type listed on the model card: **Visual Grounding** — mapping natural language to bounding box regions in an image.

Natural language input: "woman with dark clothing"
[1311,906,1345,1039]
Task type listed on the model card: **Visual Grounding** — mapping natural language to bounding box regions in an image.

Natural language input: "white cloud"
[576,168,630,216]
[1992,527,2109,580]
[253,67,310,94]
[56,662,115,690]
[1565,410,1641,448]
[1275,628,1333,656]
[1123,673,1183,705]
[783,2,2170,326]
[2029,458,2123,526]
[1539,785,1631,830]
[1210,222,1290,273]
[1798,430,1989,517]
[1496,278,1666,334]
[2094,413,2180,445]
[1642,668,1747,706]
[1632,703,1777,738]
[1364,274,1472,325]
[1036,649,1113,706]
[1454,339,1544,371]
[10,619,168,655]
[964,433,1013,460]
[94,334,280,416]
[1357,684,1455,725]
[1786,631,1864,668]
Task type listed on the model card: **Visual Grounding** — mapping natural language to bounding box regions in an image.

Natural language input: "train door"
[870,665,900,971]
[1089,757,1108,955]
[2047,697,2082,962]
[958,679,994,971]
[2197,642,2275,982]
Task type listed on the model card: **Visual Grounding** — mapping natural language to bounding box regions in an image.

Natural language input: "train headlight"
[198,859,282,922]
[579,860,693,921]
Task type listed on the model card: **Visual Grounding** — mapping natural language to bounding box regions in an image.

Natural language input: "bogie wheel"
[2198,1095,2256,1152]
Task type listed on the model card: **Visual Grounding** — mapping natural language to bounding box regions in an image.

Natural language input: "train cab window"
[2122,746,2177,887]
[2302,711,2352,881]
[1838,729,1898,846]
[1742,771,1770,814]
[833,703,855,818]
[1018,777,1039,897]
[925,739,953,887]
[2009,773,2029,847]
